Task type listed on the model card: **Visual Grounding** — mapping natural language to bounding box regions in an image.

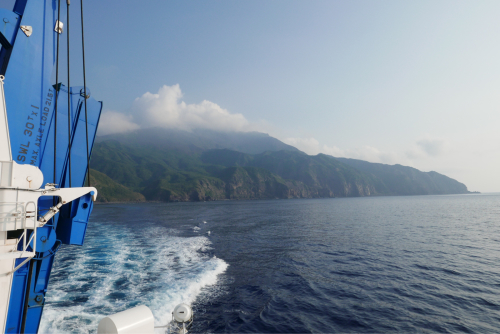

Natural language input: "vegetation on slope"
[90,169,146,202]
[336,158,469,195]
[88,129,470,202]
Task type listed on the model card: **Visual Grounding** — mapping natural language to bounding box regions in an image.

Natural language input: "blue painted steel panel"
[3,0,103,331]
[0,8,21,74]
[4,0,57,169]
[39,84,102,244]
[38,85,103,187]
[4,261,28,333]
[12,86,102,330]
[29,227,57,253]
[7,84,102,331]
[5,0,59,331]
[37,85,77,219]
[57,193,93,245]
[39,85,80,186]
[13,0,28,16]
[0,9,20,46]
[23,260,45,334]
[24,306,44,334]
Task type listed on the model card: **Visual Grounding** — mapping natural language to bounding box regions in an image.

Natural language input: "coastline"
[93,191,484,205]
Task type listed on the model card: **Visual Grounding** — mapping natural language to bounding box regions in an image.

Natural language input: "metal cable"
[33,240,62,260]
[54,0,61,187]
[19,260,34,333]
[66,0,72,188]
[80,0,90,187]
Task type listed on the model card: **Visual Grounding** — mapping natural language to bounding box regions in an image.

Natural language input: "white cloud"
[284,135,451,166]
[405,135,449,159]
[98,84,251,135]
[96,85,456,176]
[415,136,448,157]
[98,111,139,135]
[283,137,346,157]
[283,137,401,164]
[283,137,322,155]
[346,146,401,164]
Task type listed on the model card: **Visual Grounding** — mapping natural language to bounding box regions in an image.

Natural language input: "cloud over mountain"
[97,85,452,180]
[98,84,250,135]
[283,137,401,164]
[284,134,449,166]
[98,111,140,135]
[283,137,344,156]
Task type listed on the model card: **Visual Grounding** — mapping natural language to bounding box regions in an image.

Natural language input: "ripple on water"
[42,194,500,333]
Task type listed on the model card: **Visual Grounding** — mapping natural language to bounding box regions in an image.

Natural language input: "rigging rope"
[54,0,61,188]
[66,0,72,188]
[80,0,91,187]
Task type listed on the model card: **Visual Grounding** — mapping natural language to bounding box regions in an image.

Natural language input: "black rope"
[80,0,90,187]
[54,0,61,188]
[33,240,62,260]
[19,260,34,333]
[66,0,72,188]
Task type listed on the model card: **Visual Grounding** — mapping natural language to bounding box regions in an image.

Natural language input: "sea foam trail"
[39,222,228,334]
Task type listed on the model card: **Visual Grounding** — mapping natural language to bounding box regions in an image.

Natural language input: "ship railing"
[0,201,37,272]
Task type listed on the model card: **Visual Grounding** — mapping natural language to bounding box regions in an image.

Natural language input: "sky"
[3,0,499,192]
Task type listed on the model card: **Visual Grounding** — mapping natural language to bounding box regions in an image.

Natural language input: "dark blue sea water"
[40,194,500,333]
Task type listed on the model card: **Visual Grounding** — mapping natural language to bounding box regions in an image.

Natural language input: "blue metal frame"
[2,0,103,332]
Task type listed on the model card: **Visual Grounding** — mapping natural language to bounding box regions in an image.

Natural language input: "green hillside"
[89,169,146,203]
[88,129,470,202]
[336,158,469,195]
[202,149,376,197]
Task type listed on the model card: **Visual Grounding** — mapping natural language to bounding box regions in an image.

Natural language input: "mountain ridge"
[89,128,471,202]
[96,127,298,154]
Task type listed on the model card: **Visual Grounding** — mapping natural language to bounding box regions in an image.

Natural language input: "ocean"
[39,193,500,333]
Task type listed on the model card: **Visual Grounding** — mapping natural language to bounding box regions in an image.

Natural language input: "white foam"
[39,223,228,334]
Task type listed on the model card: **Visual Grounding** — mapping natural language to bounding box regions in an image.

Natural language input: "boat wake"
[39,222,228,333]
